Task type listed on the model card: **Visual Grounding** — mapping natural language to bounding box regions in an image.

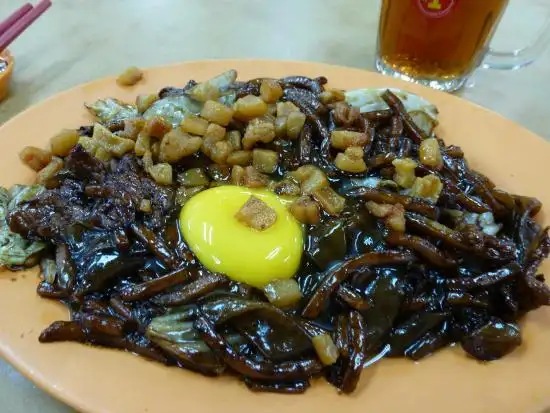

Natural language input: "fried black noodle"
[8,77,550,395]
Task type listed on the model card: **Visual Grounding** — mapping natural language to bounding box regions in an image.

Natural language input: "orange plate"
[0,60,549,413]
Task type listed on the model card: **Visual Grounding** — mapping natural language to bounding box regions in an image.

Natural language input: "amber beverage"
[375,0,550,91]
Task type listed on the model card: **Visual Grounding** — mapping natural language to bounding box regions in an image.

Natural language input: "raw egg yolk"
[179,186,303,288]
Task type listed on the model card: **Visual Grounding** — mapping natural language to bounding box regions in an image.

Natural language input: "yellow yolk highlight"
[179,186,303,288]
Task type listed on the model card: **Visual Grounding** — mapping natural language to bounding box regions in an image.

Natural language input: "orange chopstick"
[0,0,52,53]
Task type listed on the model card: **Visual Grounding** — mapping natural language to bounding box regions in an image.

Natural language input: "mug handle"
[483,20,550,70]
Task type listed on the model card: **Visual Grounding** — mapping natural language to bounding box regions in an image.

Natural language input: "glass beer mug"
[376,0,550,91]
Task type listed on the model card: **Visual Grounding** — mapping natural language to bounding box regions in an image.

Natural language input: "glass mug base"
[375,57,469,93]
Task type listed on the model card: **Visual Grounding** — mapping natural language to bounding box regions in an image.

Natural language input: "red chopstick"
[0,3,33,37]
[0,0,52,53]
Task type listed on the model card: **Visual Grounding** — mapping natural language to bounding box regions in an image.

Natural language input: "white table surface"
[0,0,549,412]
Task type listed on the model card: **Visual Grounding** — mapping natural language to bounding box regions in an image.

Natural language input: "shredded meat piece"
[8,145,173,241]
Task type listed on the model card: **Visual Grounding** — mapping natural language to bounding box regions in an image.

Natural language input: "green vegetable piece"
[85,98,138,124]
[306,220,346,270]
[0,186,46,269]
[461,318,521,361]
